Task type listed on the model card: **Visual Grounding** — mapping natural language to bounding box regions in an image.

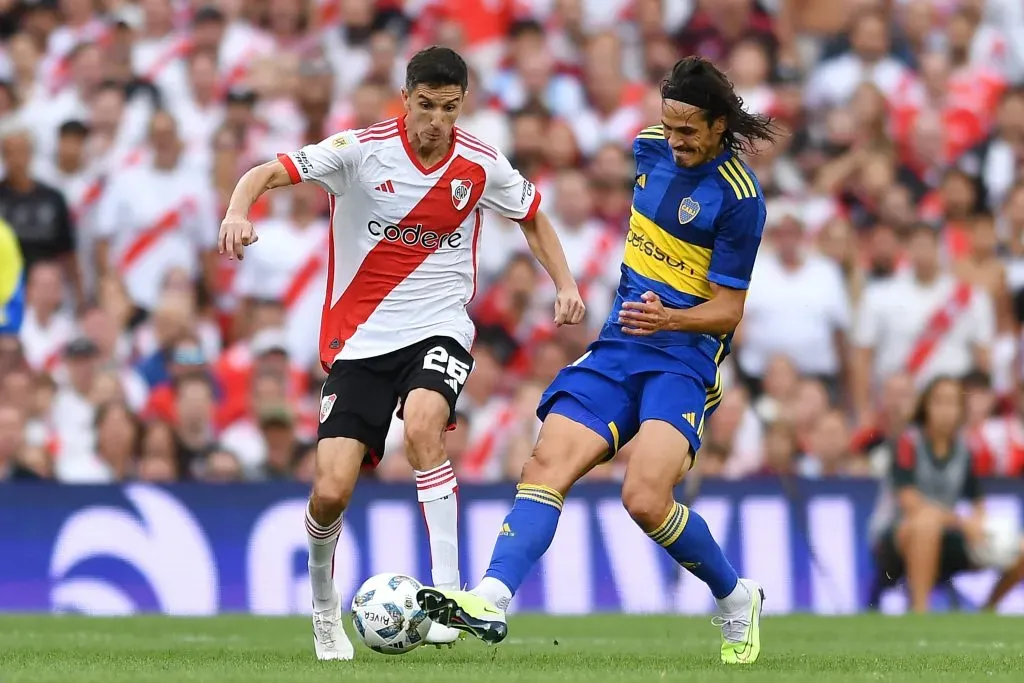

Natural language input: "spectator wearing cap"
[49,335,102,466]
[853,224,995,426]
[256,404,307,480]
[738,205,852,402]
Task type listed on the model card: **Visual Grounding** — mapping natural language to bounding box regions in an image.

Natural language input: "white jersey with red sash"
[233,218,330,371]
[93,162,219,310]
[855,272,996,387]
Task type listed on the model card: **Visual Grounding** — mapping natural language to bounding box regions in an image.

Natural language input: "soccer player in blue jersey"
[417,56,778,664]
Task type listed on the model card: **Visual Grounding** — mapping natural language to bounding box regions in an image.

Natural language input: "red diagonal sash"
[281,234,330,310]
[117,199,195,273]
[904,281,973,376]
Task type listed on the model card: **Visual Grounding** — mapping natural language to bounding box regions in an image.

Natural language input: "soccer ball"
[968,515,1023,570]
[350,573,432,654]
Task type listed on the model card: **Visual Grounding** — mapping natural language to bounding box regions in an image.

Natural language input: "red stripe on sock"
[415,464,454,483]
[305,518,341,539]
[415,471,456,485]
[417,472,457,491]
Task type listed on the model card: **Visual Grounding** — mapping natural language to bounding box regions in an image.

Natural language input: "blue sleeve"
[707,197,766,290]
[0,275,24,334]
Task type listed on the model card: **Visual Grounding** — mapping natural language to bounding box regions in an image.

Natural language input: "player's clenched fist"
[219,214,258,260]
[553,285,586,326]
[619,291,671,335]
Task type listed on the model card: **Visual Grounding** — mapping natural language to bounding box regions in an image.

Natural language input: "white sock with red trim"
[305,500,342,611]
[415,460,460,590]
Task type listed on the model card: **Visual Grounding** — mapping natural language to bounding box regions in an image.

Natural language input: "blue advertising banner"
[1,480,1023,615]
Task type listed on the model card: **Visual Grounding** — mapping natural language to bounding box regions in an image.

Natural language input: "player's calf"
[402,388,463,601]
[307,437,363,661]
[473,413,608,610]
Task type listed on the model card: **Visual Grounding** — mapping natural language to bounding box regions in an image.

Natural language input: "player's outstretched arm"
[517,210,585,326]
[618,284,745,337]
[219,159,295,260]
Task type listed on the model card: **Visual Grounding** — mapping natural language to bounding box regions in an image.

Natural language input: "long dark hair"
[911,375,964,429]
[661,56,779,156]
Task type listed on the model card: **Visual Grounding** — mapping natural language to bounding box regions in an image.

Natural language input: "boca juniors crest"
[451,179,473,210]
[678,197,700,224]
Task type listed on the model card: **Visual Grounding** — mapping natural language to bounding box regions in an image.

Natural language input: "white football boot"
[425,620,462,648]
[312,590,354,661]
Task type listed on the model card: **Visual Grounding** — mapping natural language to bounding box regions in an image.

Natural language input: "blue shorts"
[536,339,723,461]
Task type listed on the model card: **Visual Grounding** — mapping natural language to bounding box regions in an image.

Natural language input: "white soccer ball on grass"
[350,573,432,654]
[968,515,1024,571]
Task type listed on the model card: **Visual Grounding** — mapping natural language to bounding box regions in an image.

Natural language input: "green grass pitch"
[1,614,1021,682]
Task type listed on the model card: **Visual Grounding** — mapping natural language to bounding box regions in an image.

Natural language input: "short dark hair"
[405,46,468,93]
[59,120,89,138]
[661,56,779,156]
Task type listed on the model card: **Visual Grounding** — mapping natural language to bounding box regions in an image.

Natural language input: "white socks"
[305,501,342,610]
[415,460,460,590]
[473,576,513,611]
[715,579,751,615]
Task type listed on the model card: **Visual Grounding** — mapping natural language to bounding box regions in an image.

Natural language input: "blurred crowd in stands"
[2,0,1024,485]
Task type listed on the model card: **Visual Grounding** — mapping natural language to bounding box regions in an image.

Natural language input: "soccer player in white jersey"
[218,47,585,661]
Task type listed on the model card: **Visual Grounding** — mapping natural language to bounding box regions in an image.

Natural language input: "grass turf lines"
[1,614,1021,682]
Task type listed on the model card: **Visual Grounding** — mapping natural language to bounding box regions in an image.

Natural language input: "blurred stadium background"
[1,0,1024,617]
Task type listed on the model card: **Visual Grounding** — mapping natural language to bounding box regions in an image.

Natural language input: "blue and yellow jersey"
[598,124,767,368]
[0,217,25,334]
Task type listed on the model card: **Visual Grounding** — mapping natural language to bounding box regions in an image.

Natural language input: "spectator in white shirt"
[739,208,852,399]
[852,223,995,426]
[51,336,103,477]
[94,109,219,313]
[18,261,75,372]
[804,8,910,111]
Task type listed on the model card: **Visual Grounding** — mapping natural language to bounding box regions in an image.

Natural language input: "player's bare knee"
[520,443,576,494]
[403,423,445,470]
[620,474,673,530]
[402,389,450,470]
[311,438,362,520]
[311,473,353,521]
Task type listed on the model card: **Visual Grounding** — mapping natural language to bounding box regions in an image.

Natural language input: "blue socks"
[483,484,564,596]
[648,501,738,599]
[481,488,737,606]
